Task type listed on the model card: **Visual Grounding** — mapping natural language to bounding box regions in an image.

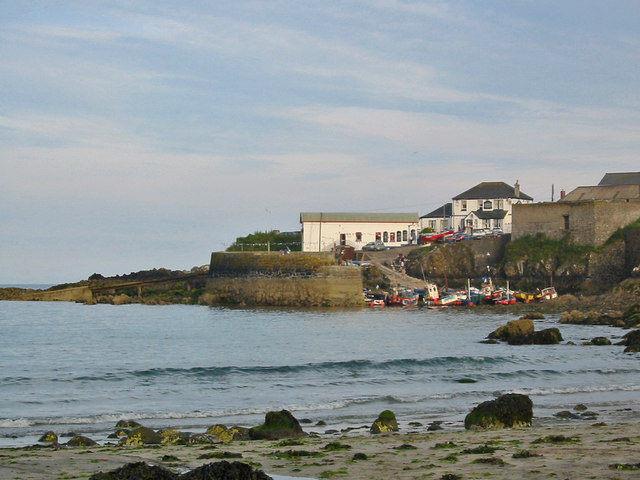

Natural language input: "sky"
[1,1,639,284]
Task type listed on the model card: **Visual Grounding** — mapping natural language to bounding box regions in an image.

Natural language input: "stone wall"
[206,252,363,307]
[513,200,640,246]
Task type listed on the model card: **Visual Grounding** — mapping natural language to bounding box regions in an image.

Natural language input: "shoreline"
[1,421,639,479]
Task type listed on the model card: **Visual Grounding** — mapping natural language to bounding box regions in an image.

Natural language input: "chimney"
[514,180,520,197]
[560,189,566,200]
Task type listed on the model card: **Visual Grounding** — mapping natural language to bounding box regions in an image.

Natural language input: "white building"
[419,203,452,233]
[300,212,419,252]
[451,181,533,233]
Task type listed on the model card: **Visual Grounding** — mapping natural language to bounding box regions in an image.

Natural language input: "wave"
[22,356,516,384]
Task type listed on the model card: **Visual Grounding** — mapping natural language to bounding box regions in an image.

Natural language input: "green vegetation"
[226,230,301,252]
[602,216,640,247]
[505,233,592,264]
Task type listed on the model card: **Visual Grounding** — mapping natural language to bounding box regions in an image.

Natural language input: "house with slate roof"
[300,212,419,252]
[451,181,533,233]
[419,203,452,233]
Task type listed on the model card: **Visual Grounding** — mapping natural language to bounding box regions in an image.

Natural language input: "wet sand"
[1,422,639,479]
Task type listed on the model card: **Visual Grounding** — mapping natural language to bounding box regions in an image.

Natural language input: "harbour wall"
[205,252,364,307]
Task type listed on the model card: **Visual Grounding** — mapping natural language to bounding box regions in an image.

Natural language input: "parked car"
[490,229,504,237]
[471,229,488,239]
[362,241,385,251]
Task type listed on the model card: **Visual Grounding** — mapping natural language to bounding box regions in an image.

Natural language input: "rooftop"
[453,181,533,201]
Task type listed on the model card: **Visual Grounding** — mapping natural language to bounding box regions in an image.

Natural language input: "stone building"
[512,172,640,246]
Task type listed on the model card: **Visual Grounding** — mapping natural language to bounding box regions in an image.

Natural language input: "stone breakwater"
[204,252,364,307]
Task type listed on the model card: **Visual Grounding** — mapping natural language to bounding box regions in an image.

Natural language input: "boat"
[540,287,558,301]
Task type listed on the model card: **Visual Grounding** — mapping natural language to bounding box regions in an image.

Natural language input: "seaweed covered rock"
[38,431,58,443]
[181,461,272,480]
[206,425,250,443]
[159,429,190,445]
[90,461,177,480]
[66,435,98,447]
[488,318,534,342]
[120,426,162,446]
[464,393,533,430]
[370,410,399,434]
[249,410,306,440]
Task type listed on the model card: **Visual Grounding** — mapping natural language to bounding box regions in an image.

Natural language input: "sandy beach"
[1,421,639,480]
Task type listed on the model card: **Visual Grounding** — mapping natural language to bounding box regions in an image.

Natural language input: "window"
[483,200,493,210]
[383,231,389,242]
[356,232,362,242]
[375,232,381,241]
[461,200,467,212]
[563,215,570,230]
[403,230,408,241]
[389,232,395,242]
[397,231,402,242]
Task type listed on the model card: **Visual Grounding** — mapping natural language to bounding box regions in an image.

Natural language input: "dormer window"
[461,200,467,212]
[483,200,493,210]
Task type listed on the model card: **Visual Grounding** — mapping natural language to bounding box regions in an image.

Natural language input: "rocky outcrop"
[38,431,58,443]
[90,462,177,480]
[249,410,306,440]
[489,318,562,345]
[464,393,533,430]
[370,410,399,434]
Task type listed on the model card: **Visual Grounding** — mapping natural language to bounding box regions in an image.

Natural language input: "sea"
[1,300,639,449]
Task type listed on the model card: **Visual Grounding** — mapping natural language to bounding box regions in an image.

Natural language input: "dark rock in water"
[554,410,581,420]
[370,409,399,434]
[315,420,327,426]
[120,426,162,445]
[574,404,588,411]
[66,435,98,447]
[324,429,339,435]
[590,337,612,346]
[249,410,306,440]
[581,411,599,419]
[427,422,444,431]
[506,327,563,345]
[488,318,534,342]
[115,419,142,429]
[299,418,313,424]
[181,461,272,480]
[619,329,640,352]
[464,393,533,430]
[38,431,58,443]
[89,461,177,480]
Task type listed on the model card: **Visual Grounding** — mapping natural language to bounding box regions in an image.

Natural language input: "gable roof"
[561,184,640,202]
[452,182,533,201]
[421,203,452,219]
[598,172,640,186]
[300,212,418,223]
[468,209,508,220]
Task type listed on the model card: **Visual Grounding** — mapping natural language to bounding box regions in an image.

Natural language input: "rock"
[187,433,218,445]
[488,318,534,342]
[205,425,250,443]
[181,461,273,480]
[521,312,545,320]
[89,461,177,480]
[249,410,306,440]
[505,327,563,345]
[554,410,580,420]
[115,420,142,429]
[590,337,612,346]
[66,435,98,447]
[574,404,588,411]
[120,426,162,446]
[464,393,533,430]
[620,329,640,352]
[159,429,190,445]
[38,431,58,443]
[370,410,399,434]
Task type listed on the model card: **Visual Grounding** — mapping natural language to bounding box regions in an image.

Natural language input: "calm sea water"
[1,301,639,447]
